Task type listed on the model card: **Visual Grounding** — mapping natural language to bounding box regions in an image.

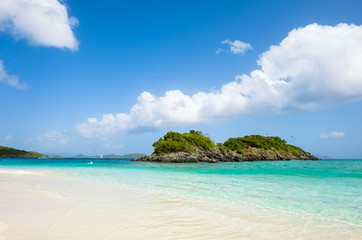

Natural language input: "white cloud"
[77,114,132,139]
[77,23,362,139]
[0,60,26,89]
[28,131,68,147]
[221,39,252,54]
[215,47,222,55]
[0,0,78,50]
[320,131,345,139]
[5,135,13,140]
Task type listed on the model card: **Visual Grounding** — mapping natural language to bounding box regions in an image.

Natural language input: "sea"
[0,158,361,239]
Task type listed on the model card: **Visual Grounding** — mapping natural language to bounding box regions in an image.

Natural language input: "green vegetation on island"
[135,130,319,163]
[222,135,303,157]
[0,146,47,158]
[152,130,216,154]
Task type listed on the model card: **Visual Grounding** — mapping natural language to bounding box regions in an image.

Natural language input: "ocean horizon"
[1,158,361,239]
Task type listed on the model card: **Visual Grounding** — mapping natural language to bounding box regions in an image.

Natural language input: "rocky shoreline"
[133,147,318,163]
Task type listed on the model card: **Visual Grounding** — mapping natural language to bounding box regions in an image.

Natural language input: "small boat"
[87,161,93,165]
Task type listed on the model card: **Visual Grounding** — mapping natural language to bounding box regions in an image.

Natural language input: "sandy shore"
[1,169,252,240]
[0,168,361,240]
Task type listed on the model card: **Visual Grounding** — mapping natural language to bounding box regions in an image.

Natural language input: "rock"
[133,147,318,163]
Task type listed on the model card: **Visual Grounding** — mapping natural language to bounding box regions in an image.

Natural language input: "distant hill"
[0,146,47,158]
[103,153,146,159]
[0,146,145,159]
[316,155,331,159]
[71,153,146,159]
[134,130,318,163]
[72,154,88,158]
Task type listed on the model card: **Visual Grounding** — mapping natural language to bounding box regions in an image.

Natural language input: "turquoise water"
[1,158,361,227]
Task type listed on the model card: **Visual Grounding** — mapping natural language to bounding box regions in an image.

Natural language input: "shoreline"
[0,165,361,240]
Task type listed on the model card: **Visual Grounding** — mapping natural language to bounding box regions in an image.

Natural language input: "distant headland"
[0,146,47,158]
[0,145,145,159]
[133,130,319,163]
[71,153,146,159]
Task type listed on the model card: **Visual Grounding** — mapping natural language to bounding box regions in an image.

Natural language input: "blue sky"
[1,0,362,158]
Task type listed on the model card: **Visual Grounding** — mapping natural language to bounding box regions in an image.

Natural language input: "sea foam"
[0,169,44,176]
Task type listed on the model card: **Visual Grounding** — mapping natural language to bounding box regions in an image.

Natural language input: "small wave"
[0,169,45,176]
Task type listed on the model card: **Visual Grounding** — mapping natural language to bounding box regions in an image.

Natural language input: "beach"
[0,159,361,239]
[1,1,362,239]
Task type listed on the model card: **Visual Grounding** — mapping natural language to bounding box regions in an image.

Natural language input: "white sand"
[0,169,360,240]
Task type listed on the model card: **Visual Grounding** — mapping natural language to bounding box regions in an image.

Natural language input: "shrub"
[152,130,216,154]
[223,135,296,153]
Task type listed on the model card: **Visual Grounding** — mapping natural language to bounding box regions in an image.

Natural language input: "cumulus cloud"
[77,23,362,139]
[320,131,345,139]
[0,0,78,50]
[221,39,252,54]
[77,114,132,139]
[0,60,26,89]
[28,131,68,147]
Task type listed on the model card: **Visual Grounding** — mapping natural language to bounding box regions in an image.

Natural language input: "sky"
[1,0,362,158]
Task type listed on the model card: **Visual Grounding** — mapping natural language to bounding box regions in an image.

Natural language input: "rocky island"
[133,130,318,163]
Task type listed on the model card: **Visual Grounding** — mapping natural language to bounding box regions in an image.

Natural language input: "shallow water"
[0,159,361,239]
